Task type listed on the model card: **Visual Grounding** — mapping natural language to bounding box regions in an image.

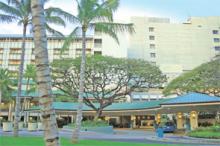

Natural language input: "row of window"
[215,46,220,51]
[149,27,156,58]
[213,30,219,35]
[149,35,155,40]
[213,38,220,43]
[150,53,156,58]
[213,30,220,51]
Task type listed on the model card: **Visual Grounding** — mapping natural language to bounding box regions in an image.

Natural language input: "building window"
[215,46,220,51]
[149,27,154,32]
[149,44,155,49]
[94,51,102,55]
[214,38,220,42]
[149,36,155,40]
[213,30,219,34]
[75,48,91,57]
[31,48,35,55]
[94,39,102,48]
[10,48,21,54]
[150,53,156,58]
[0,48,3,53]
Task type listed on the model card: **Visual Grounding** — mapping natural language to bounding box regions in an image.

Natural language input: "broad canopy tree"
[52,56,166,119]
[163,59,220,96]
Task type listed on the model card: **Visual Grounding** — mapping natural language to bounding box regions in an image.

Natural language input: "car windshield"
[165,122,174,126]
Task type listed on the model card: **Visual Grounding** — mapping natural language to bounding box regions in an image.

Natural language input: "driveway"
[1,128,220,146]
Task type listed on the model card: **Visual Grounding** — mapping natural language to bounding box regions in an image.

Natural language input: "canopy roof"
[28,92,220,112]
[161,92,220,105]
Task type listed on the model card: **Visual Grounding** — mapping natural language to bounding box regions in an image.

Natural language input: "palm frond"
[0,14,17,23]
[77,0,98,22]
[61,26,80,54]
[7,0,20,6]
[45,7,79,24]
[22,0,31,16]
[0,1,21,17]
[93,22,134,44]
[46,16,66,27]
[104,0,120,12]
[45,23,64,36]
[91,0,120,22]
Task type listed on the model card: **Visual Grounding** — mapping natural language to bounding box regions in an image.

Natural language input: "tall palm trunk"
[23,78,29,127]
[72,26,87,143]
[31,1,60,146]
[14,24,27,137]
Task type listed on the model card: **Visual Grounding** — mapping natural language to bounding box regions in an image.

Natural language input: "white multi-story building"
[0,33,128,74]
[128,16,220,80]
[0,16,220,80]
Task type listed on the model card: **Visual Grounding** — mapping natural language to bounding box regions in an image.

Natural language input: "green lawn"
[0,136,183,146]
[188,126,220,139]
[188,130,220,139]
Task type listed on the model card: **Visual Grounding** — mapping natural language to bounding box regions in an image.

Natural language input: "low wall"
[63,126,114,134]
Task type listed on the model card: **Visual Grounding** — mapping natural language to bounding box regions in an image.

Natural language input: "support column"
[155,114,161,124]
[71,115,75,123]
[8,102,12,121]
[190,111,198,130]
[177,112,184,129]
[104,116,110,124]
[131,115,136,128]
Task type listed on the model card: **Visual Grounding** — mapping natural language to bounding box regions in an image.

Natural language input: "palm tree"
[23,64,36,125]
[0,0,75,136]
[24,64,36,91]
[0,68,12,119]
[63,0,134,143]
[31,0,59,146]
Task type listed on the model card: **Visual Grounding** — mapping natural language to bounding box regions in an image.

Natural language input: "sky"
[1,0,220,34]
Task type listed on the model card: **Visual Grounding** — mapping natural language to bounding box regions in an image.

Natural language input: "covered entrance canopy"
[27,92,220,130]
[28,92,220,115]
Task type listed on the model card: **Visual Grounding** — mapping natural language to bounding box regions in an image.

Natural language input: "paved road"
[1,129,220,146]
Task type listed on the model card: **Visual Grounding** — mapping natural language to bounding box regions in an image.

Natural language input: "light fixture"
[191,111,196,118]
[131,116,136,120]
[178,113,182,119]
[157,114,161,119]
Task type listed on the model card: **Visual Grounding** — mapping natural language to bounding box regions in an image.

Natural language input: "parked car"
[162,122,176,133]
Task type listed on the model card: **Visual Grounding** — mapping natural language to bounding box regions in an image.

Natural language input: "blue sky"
[1,0,220,34]
[119,0,220,22]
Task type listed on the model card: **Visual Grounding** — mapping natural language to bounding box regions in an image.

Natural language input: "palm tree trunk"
[31,1,60,146]
[8,102,12,121]
[23,78,29,127]
[13,24,27,137]
[71,27,87,143]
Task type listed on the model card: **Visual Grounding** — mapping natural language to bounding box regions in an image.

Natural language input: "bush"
[68,120,108,128]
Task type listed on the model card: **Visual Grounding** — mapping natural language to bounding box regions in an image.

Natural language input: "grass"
[0,136,183,146]
[188,131,220,139]
[188,126,220,139]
